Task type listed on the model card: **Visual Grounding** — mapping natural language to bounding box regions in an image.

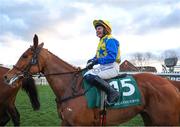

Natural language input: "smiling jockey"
[84,20,120,105]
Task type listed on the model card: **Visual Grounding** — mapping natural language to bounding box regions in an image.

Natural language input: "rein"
[39,67,91,104]
[42,67,92,104]
[42,67,87,77]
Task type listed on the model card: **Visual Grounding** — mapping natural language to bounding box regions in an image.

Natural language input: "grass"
[7,85,143,126]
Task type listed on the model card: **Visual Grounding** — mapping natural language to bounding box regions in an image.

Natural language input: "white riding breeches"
[84,62,119,79]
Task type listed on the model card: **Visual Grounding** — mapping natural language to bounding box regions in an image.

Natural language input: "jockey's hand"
[86,59,98,69]
[87,59,93,64]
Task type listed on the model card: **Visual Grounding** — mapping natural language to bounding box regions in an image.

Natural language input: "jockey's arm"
[97,39,119,65]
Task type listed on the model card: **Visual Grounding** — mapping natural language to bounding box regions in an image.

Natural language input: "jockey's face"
[96,26,105,38]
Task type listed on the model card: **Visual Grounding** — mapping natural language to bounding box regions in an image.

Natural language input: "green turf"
[7,85,143,126]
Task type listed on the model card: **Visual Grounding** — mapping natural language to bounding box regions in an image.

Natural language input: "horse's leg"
[8,106,20,126]
[56,99,71,126]
[140,111,152,126]
[0,110,10,126]
[61,120,71,126]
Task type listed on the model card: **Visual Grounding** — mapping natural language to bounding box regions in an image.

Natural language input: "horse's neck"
[43,51,76,98]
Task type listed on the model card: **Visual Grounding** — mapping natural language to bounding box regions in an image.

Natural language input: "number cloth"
[83,75,142,108]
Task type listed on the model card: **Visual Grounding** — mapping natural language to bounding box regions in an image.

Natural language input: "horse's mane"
[0,66,10,71]
[21,77,40,110]
[46,49,78,70]
[0,67,9,79]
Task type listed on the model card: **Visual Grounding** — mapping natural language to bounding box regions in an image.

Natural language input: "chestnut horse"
[4,35,180,126]
[0,66,40,126]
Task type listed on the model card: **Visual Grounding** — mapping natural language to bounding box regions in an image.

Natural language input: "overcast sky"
[1,0,180,70]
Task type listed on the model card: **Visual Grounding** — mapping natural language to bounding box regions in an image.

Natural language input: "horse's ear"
[33,34,39,49]
[38,42,44,48]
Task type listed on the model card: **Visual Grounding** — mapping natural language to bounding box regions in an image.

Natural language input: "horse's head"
[4,34,45,85]
[3,34,43,110]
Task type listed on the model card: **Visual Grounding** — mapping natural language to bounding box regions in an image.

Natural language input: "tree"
[160,49,178,60]
[129,52,154,66]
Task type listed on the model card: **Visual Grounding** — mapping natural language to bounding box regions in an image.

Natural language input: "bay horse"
[0,66,40,126]
[4,35,180,126]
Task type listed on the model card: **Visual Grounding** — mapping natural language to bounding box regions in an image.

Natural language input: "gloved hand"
[86,59,98,69]
[87,59,93,64]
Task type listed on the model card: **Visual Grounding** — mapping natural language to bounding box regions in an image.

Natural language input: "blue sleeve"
[97,38,119,64]
[90,56,96,61]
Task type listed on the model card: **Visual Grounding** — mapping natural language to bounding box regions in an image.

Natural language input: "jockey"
[84,20,120,105]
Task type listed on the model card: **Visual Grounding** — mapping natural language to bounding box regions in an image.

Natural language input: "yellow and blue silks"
[95,34,121,64]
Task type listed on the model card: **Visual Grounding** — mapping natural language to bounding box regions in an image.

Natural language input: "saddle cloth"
[83,75,142,109]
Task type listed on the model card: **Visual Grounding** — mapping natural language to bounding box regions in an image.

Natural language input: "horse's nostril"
[4,75,7,79]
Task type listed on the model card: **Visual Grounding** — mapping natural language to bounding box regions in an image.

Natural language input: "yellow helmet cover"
[93,20,112,34]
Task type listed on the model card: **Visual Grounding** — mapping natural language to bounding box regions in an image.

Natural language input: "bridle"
[13,46,42,78]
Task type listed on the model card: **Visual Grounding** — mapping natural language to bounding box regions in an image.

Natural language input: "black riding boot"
[84,74,119,105]
[93,76,119,105]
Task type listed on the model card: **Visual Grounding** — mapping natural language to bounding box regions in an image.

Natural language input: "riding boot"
[93,76,119,105]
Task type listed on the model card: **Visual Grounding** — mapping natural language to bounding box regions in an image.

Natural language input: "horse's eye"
[22,54,28,58]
